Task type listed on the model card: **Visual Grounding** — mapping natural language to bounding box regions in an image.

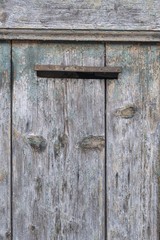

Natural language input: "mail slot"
[35,65,122,79]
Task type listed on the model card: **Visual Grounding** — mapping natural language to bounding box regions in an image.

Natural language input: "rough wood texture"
[106,43,160,239]
[0,42,11,239]
[35,65,121,73]
[12,42,105,239]
[1,30,160,42]
[0,0,160,30]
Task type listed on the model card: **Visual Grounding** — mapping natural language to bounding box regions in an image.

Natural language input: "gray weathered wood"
[106,43,160,239]
[0,42,11,239]
[1,29,160,42]
[12,42,105,239]
[0,0,160,30]
[35,65,121,73]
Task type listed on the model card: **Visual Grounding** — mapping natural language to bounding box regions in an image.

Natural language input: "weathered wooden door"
[0,42,159,240]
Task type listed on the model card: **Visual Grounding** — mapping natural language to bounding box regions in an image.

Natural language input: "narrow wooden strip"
[0,42,11,238]
[1,29,160,42]
[35,65,121,73]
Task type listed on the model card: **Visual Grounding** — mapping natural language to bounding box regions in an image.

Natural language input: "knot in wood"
[115,105,136,119]
[79,135,105,151]
[27,135,47,152]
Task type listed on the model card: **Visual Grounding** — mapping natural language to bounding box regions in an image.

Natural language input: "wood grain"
[0,42,11,239]
[106,43,160,240]
[12,42,105,239]
[0,0,160,30]
[1,30,160,42]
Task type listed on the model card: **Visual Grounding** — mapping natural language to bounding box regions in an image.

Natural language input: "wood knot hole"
[26,135,47,152]
[79,135,105,151]
[115,105,137,119]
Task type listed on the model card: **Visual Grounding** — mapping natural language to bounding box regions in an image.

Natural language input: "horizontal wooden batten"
[1,29,160,42]
[35,65,122,79]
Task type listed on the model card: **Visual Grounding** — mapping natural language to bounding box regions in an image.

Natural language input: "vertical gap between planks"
[159,154,160,234]
[158,50,160,240]
[156,45,160,240]
[10,40,13,240]
[104,42,107,240]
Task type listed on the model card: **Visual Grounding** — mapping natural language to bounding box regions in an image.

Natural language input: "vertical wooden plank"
[0,42,11,239]
[106,43,160,240]
[12,42,105,239]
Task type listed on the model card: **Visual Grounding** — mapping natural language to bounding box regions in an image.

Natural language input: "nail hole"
[116,172,118,188]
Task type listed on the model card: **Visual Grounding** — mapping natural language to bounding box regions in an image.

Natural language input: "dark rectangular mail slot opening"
[35,65,121,79]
